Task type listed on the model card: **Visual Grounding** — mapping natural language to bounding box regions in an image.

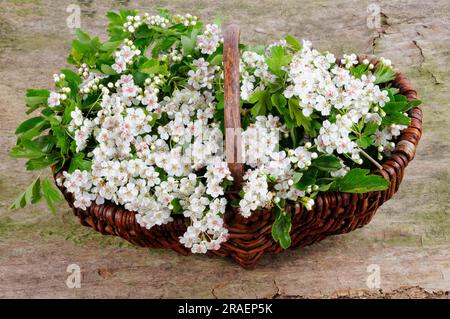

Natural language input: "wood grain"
[223,24,244,188]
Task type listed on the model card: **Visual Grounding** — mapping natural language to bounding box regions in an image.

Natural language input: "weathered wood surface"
[223,24,244,187]
[0,0,449,298]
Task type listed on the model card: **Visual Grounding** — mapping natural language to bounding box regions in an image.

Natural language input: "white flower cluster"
[64,81,234,252]
[61,20,237,253]
[48,73,70,107]
[372,123,407,158]
[143,14,170,28]
[172,13,198,26]
[235,41,405,218]
[239,116,316,217]
[160,48,183,63]
[281,42,391,164]
[77,63,90,78]
[240,51,276,100]
[68,106,95,152]
[196,24,222,55]
[188,58,220,90]
[112,40,141,74]
[123,15,143,33]
[124,13,198,33]
[79,72,107,95]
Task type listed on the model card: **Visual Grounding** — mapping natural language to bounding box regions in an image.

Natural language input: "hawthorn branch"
[359,148,383,170]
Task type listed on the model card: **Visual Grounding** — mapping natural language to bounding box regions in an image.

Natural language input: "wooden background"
[0,0,449,298]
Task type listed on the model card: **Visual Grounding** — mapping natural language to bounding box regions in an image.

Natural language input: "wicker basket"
[55,25,422,269]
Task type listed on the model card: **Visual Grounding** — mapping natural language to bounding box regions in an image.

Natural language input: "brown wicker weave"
[55,25,422,269]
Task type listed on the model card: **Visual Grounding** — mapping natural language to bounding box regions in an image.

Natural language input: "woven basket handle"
[223,24,244,188]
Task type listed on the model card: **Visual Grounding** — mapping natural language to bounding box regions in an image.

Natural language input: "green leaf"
[25,155,60,171]
[181,35,195,56]
[170,198,184,214]
[208,54,223,66]
[26,89,50,98]
[72,39,92,54]
[25,96,48,107]
[271,208,292,249]
[356,135,373,149]
[106,11,123,25]
[294,167,318,190]
[284,35,301,51]
[386,88,395,102]
[350,63,368,79]
[61,69,83,85]
[100,64,118,75]
[25,89,49,113]
[230,199,240,208]
[382,112,411,126]
[316,178,335,192]
[374,65,396,84]
[61,69,82,95]
[68,153,92,173]
[157,7,171,19]
[42,177,63,214]
[18,119,50,141]
[271,93,287,113]
[30,177,42,204]
[216,92,224,110]
[32,135,56,154]
[21,139,48,154]
[76,29,91,43]
[152,36,177,57]
[100,40,122,52]
[10,189,27,209]
[408,99,422,108]
[363,122,379,136]
[288,99,312,133]
[312,155,342,171]
[394,94,407,102]
[292,172,303,184]
[15,117,45,135]
[384,101,409,114]
[10,145,43,159]
[139,58,160,75]
[334,168,389,193]
[247,89,264,103]
[249,90,270,118]
[10,177,41,209]
[51,125,70,155]
[402,99,422,112]
[266,46,291,75]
